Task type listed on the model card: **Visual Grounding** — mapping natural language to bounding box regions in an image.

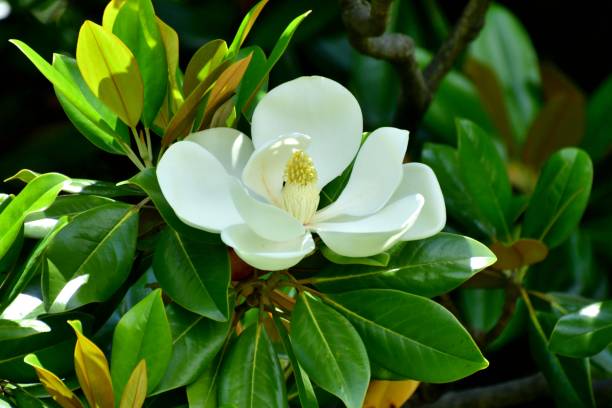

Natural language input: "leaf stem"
[119,141,145,171]
[145,127,153,166]
[519,287,547,340]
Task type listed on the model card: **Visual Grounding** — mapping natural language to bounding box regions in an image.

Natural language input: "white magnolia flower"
[157,76,446,271]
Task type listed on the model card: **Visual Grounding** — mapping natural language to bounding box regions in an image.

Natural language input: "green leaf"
[0,319,50,341]
[528,311,595,407]
[311,233,496,297]
[9,40,128,155]
[112,0,167,126]
[235,46,267,120]
[240,10,311,113]
[26,195,114,222]
[219,321,287,408]
[415,48,493,142]
[76,20,144,127]
[290,293,369,408]
[24,354,84,408]
[183,39,228,97]
[0,218,68,314]
[549,300,612,358]
[327,289,488,382]
[227,0,269,58]
[111,289,172,401]
[320,245,389,267]
[468,4,541,143]
[187,355,222,408]
[0,173,68,261]
[153,304,231,394]
[153,228,230,321]
[52,53,130,154]
[272,315,318,408]
[582,74,612,162]
[128,168,220,242]
[42,203,139,311]
[522,148,593,248]
[458,288,505,333]
[457,119,512,241]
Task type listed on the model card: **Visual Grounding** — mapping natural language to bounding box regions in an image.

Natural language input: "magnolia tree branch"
[340,0,490,127]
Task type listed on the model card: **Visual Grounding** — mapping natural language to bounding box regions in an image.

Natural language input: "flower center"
[281,150,320,224]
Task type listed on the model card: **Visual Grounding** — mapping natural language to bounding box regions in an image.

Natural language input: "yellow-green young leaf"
[227,0,269,57]
[68,321,115,408]
[157,18,183,111]
[199,52,253,129]
[119,360,147,408]
[183,39,228,97]
[76,20,144,127]
[24,354,84,408]
[102,0,126,31]
[161,59,232,146]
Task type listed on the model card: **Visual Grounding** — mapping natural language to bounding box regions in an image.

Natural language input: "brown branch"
[424,0,491,93]
[340,0,491,128]
[407,373,612,408]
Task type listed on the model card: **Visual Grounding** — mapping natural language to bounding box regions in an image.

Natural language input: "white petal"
[241,133,310,205]
[312,194,424,257]
[312,127,409,222]
[157,141,242,233]
[251,76,363,187]
[185,127,254,178]
[229,179,305,242]
[221,224,314,271]
[395,163,447,240]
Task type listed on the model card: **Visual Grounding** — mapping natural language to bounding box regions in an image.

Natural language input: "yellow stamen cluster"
[282,150,319,224]
[284,150,318,186]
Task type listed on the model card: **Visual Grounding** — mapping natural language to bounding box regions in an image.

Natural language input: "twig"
[340,0,491,127]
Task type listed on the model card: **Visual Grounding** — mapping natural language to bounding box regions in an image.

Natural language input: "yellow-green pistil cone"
[282,150,320,223]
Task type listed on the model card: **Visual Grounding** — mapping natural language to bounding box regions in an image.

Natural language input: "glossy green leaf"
[9,40,128,155]
[153,304,231,394]
[0,218,68,314]
[26,195,114,222]
[111,289,172,401]
[155,16,183,127]
[234,46,267,120]
[272,315,318,408]
[291,293,369,408]
[469,4,541,143]
[416,48,493,142]
[153,228,230,321]
[112,0,167,126]
[311,233,496,297]
[421,143,486,238]
[76,21,144,127]
[320,245,389,267]
[457,119,512,242]
[528,311,595,407]
[52,53,130,154]
[128,168,220,242]
[240,10,310,113]
[119,359,147,408]
[0,173,68,261]
[187,354,223,408]
[328,289,488,382]
[0,319,50,341]
[219,321,287,408]
[227,0,269,58]
[582,74,612,162]
[183,39,228,97]
[458,288,505,333]
[0,312,92,382]
[522,148,592,248]
[43,203,139,311]
[549,300,612,358]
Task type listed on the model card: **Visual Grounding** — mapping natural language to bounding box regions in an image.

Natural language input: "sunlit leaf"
[119,360,147,408]
[183,39,228,97]
[76,21,144,127]
[227,0,269,58]
[24,354,83,408]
